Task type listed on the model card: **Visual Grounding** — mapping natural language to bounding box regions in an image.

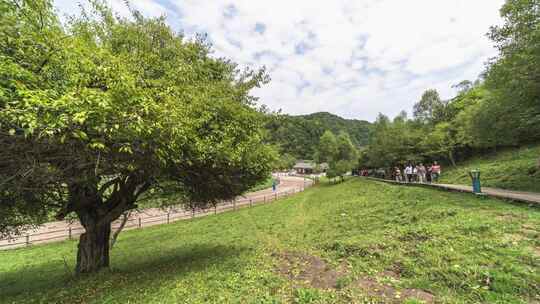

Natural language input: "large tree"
[0,1,273,273]
[317,130,338,163]
[484,0,540,143]
[413,89,448,124]
[322,131,358,181]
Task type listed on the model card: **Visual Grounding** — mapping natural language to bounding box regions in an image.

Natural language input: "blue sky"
[54,0,505,121]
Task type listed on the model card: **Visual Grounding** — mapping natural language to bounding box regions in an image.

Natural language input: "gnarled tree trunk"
[76,221,111,274]
[67,177,150,274]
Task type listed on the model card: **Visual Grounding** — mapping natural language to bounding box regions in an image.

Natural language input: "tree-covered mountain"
[265,112,371,159]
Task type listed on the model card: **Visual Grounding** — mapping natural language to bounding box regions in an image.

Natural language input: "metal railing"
[0,183,312,250]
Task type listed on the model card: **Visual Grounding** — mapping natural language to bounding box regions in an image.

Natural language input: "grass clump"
[1,178,539,303]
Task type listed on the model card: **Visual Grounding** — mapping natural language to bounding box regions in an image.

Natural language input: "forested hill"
[265,112,371,159]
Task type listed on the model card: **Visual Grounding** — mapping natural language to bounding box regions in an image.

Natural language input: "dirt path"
[0,176,312,250]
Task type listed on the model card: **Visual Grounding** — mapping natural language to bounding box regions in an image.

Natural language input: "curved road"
[0,175,312,249]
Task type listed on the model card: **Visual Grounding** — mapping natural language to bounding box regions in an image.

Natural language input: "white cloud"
[54,0,505,121]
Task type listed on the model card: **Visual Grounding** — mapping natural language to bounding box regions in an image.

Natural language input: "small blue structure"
[469,169,482,194]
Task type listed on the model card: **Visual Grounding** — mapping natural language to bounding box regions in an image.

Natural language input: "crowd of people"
[393,161,441,183]
[358,161,442,184]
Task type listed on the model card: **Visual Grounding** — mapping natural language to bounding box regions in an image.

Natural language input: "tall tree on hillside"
[451,80,473,94]
[0,1,273,273]
[336,131,357,162]
[317,130,338,163]
[326,132,358,181]
[413,89,447,124]
[422,123,459,166]
[484,0,540,143]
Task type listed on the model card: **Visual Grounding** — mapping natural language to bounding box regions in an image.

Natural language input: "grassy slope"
[440,144,540,193]
[1,179,539,304]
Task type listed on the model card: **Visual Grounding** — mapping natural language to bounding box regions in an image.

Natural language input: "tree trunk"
[66,176,150,274]
[448,150,457,167]
[75,222,111,274]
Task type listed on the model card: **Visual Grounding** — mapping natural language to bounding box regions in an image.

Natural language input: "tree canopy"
[0,0,273,273]
[265,112,370,159]
[315,130,357,180]
[360,0,540,170]
[316,130,338,163]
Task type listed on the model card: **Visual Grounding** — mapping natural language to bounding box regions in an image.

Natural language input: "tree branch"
[98,177,121,196]
[110,211,131,249]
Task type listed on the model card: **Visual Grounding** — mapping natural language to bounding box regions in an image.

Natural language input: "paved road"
[436,183,540,204]
[363,177,540,205]
[0,176,312,249]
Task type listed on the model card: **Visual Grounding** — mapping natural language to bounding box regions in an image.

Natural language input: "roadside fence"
[0,182,312,250]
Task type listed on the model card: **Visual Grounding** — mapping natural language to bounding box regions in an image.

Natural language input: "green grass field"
[440,144,540,193]
[1,179,539,303]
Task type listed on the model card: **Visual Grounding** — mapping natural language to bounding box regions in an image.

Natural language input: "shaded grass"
[440,144,540,192]
[248,175,275,193]
[1,178,539,303]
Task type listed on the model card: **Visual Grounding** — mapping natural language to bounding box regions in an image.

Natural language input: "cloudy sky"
[54,0,505,121]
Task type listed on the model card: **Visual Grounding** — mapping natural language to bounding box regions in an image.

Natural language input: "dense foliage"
[313,130,358,180]
[361,0,540,169]
[0,0,273,273]
[265,112,371,160]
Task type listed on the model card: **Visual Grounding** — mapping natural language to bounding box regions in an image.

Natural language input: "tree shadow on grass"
[1,243,248,302]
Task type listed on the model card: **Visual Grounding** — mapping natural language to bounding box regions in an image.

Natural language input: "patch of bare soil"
[275,253,434,303]
[355,270,435,304]
[495,213,527,222]
[521,224,539,235]
[378,270,401,280]
[504,233,528,243]
[274,251,347,289]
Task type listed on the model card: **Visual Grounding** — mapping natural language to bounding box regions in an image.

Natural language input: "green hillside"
[440,144,540,193]
[2,179,538,303]
[265,112,371,159]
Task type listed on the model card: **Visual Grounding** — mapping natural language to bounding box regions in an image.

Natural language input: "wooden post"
[25,235,30,246]
[214,205,217,214]
[68,227,72,240]
[138,217,141,228]
[249,199,252,207]
[192,208,195,218]
[167,213,170,224]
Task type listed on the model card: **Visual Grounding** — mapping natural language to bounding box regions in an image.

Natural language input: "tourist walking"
[394,167,402,182]
[416,163,427,183]
[431,161,441,183]
[404,164,413,183]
